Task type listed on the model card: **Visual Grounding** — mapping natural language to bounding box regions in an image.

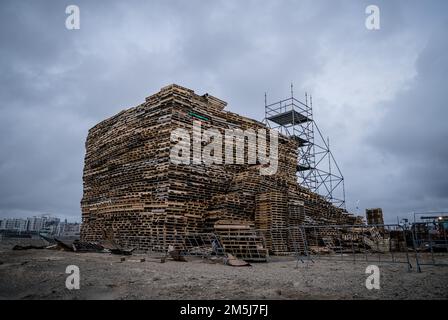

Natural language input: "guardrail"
[411,221,448,272]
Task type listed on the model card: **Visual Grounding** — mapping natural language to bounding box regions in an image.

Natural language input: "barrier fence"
[11,222,441,272]
[411,221,448,272]
[289,224,413,271]
[139,223,448,272]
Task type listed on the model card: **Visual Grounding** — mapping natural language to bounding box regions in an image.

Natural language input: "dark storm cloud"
[363,23,448,218]
[0,0,446,222]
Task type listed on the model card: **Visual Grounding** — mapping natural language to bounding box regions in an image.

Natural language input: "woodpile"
[81,84,364,259]
[366,208,384,225]
[255,192,289,254]
[214,220,268,261]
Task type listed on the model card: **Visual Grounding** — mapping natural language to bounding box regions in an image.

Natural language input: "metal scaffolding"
[264,85,346,208]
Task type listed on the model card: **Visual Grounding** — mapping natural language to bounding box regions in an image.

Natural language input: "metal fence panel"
[284,224,414,271]
[411,221,448,271]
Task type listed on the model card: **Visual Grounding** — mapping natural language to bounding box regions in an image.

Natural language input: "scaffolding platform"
[297,164,313,172]
[267,110,311,126]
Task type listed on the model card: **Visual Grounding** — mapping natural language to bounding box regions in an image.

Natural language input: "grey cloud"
[362,25,448,216]
[0,0,447,222]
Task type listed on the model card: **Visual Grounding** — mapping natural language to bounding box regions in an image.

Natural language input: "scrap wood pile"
[12,233,135,255]
[80,84,365,261]
[305,226,397,254]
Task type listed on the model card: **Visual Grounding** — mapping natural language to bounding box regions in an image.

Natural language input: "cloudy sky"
[0,0,447,223]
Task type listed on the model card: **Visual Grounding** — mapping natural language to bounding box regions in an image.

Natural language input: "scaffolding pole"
[264,87,346,209]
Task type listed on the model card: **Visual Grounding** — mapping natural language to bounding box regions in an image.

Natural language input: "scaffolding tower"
[264,85,346,208]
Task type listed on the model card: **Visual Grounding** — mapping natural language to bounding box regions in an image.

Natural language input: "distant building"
[2,218,28,232]
[57,220,81,236]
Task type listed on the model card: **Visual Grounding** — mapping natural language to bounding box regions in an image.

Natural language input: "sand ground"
[0,244,447,300]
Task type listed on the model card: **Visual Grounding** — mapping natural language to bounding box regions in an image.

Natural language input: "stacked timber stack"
[81,85,233,250]
[287,199,307,254]
[81,84,363,258]
[255,192,289,254]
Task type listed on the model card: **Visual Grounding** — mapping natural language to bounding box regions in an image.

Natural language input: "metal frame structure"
[409,215,448,272]
[264,86,346,208]
[132,225,447,272]
[293,224,413,271]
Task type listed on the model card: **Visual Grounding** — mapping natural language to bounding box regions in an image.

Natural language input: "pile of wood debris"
[80,84,364,261]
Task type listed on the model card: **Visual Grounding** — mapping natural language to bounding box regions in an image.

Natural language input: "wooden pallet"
[81,84,365,254]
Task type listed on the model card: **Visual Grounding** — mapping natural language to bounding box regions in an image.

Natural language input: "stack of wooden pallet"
[81,84,364,258]
[255,192,289,254]
[214,220,267,261]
